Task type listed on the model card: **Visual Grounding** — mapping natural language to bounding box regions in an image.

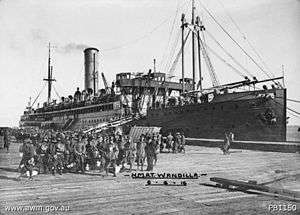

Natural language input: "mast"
[153,58,156,73]
[43,42,56,104]
[196,16,205,90]
[181,14,186,93]
[191,0,196,90]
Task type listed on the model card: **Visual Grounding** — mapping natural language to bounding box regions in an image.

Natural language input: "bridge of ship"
[115,72,194,93]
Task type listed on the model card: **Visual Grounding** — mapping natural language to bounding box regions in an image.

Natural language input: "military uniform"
[124,137,135,171]
[19,139,35,179]
[56,138,65,175]
[179,133,186,153]
[166,133,173,153]
[74,138,85,173]
[145,138,155,171]
[222,132,230,155]
[47,139,59,175]
[3,130,10,152]
[136,136,146,171]
[174,133,181,153]
[105,140,119,177]
[35,139,48,174]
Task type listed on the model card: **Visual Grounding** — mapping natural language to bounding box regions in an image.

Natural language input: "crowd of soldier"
[17,129,186,180]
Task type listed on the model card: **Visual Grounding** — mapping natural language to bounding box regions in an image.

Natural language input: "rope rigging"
[164,28,181,74]
[167,30,191,79]
[159,0,182,70]
[215,0,275,78]
[287,107,300,116]
[198,0,276,82]
[204,44,245,78]
[53,85,61,100]
[287,98,300,104]
[162,0,193,74]
[31,83,46,107]
[198,33,220,87]
[205,30,255,78]
[102,18,169,52]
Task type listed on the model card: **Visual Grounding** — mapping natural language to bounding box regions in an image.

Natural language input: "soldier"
[166,132,173,153]
[136,134,146,171]
[124,135,135,172]
[35,137,48,174]
[221,132,230,155]
[64,136,72,170]
[105,138,119,177]
[157,133,162,151]
[3,129,10,152]
[174,132,181,153]
[47,138,59,175]
[74,136,86,173]
[85,136,95,170]
[179,132,186,153]
[145,135,155,171]
[160,136,166,153]
[153,134,160,166]
[117,135,127,171]
[56,137,65,175]
[18,138,35,180]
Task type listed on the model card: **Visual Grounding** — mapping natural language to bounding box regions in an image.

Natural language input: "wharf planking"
[0,142,299,214]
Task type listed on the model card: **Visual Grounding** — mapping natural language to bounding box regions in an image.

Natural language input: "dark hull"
[20,88,287,142]
[134,88,287,141]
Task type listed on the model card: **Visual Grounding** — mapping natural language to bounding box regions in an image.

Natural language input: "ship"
[20,1,287,141]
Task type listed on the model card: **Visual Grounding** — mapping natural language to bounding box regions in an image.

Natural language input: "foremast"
[43,43,56,104]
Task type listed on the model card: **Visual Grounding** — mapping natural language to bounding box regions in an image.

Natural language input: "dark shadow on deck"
[0,175,20,182]
[0,167,18,172]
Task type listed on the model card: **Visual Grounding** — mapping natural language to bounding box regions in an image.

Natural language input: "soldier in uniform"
[117,135,127,171]
[35,137,48,174]
[74,136,86,173]
[174,132,181,153]
[179,132,186,153]
[153,134,160,166]
[3,129,10,152]
[64,136,72,170]
[96,135,106,172]
[105,137,119,177]
[166,132,173,153]
[47,138,59,175]
[221,132,230,155]
[85,136,96,170]
[124,135,135,172]
[136,134,146,171]
[18,138,35,180]
[145,135,155,171]
[56,137,65,175]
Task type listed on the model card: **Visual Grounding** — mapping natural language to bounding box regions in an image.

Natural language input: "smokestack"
[84,47,99,94]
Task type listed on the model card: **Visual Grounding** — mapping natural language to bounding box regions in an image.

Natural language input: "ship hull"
[134,88,287,141]
[20,88,287,142]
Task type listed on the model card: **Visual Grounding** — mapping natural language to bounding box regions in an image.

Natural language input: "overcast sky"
[0,0,299,127]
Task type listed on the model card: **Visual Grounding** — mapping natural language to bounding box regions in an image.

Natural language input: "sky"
[0,0,299,127]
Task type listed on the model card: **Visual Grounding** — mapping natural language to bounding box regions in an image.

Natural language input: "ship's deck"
[0,142,299,214]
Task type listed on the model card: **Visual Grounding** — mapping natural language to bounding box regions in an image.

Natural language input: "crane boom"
[101,72,109,91]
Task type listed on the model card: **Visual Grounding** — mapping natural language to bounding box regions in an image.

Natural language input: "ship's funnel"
[84,47,99,94]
